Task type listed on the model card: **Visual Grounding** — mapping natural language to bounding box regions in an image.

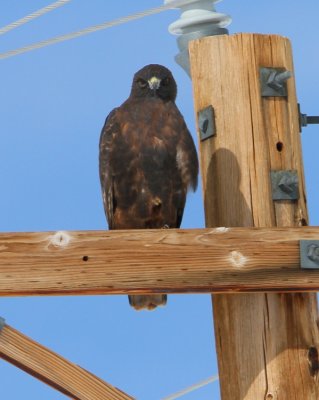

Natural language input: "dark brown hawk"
[99,64,198,310]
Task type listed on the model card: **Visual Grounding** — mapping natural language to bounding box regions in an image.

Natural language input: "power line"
[0,0,195,61]
[0,0,72,35]
[161,375,219,400]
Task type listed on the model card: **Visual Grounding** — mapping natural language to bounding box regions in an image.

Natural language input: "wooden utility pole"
[189,34,319,399]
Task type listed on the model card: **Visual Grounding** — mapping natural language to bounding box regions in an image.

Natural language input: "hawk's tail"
[128,294,167,311]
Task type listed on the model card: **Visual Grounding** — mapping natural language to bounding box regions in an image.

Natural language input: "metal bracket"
[198,105,215,141]
[0,316,5,331]
[260,67,292,97]
[271,170,299,200]
[300,240,319,269]
[298,103,319,131]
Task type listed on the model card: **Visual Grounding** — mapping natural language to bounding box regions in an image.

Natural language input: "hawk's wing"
[173,104,198,193]
[99,108,119,229]
[175,116,198,228]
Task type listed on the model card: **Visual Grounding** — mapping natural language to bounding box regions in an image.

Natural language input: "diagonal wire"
[0,0,195,60]
[161,375,219,400]
[0,0,72,35]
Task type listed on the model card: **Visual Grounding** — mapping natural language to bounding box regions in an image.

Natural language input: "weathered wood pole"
[189,34,319,399]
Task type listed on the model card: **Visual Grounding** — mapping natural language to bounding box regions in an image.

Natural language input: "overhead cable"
[0,0,195,60]
[0,0,72,35]
[161,374,219,400]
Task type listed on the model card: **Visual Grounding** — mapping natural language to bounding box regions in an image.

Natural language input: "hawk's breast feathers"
[99,96,198,230]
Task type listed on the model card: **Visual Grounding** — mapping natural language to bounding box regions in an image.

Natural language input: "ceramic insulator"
[165,0,231,75]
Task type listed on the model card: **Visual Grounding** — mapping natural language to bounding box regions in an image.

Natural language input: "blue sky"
[0,1,319,399]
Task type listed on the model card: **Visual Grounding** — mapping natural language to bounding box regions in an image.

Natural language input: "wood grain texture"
[0,322,133,400]
[189,34,319,399]
[1,228,319,295]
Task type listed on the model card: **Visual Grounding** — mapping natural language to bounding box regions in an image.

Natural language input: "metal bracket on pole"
[198,105,215,141]
[260,67,292,97]
[0,316,5,331]
[270,170,299,200]
[298,103,319,131]
[300,240,319,269]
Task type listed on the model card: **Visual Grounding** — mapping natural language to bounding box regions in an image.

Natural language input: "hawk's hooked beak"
[148,76,161,91]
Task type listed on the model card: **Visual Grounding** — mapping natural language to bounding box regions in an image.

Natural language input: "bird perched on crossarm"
[99,64,198,310]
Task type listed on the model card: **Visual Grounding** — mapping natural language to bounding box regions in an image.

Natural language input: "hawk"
[99,64,198,310]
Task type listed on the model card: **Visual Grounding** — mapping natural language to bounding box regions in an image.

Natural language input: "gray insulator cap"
[165,0,231,76]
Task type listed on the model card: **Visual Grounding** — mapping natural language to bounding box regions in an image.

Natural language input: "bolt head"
[278,175,298,194]
[200,118,209,134]
[198,105,215,141]
[307,244,319,263]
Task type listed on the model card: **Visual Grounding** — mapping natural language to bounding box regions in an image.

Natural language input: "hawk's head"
[130,64,177,102]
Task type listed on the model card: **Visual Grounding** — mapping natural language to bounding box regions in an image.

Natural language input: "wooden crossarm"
[0,227,319,295]
[0,319,134,400]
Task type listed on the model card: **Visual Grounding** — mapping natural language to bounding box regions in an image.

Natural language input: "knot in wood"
[308,346,319,377]
[229,250,247,268]
[50,231,71,248]
[211,227,229,233]
[265,393,274,400]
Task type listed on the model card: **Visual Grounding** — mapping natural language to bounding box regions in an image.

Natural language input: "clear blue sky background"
[0,1,319,399]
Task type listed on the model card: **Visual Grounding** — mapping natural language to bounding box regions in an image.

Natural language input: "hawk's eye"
[161,77,170,86]
[137,79,147,88]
